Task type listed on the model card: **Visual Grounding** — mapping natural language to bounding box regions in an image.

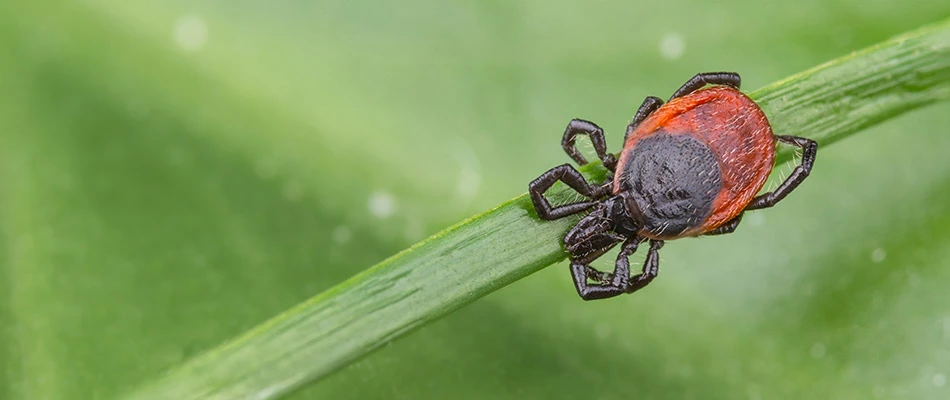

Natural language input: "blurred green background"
[2,0,950,399]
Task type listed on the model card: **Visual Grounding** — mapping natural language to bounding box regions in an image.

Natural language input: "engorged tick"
[528,72,818,301]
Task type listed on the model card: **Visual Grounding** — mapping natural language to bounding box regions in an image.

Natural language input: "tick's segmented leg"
[529,164,610,220]
[563,205,624,263]
[669,72,741,100]
[624,239,664,294]
[561,119,618,172]
[745,135,818,210]
[702,213,743,236]
[570,238,641,301]
[624,96,664,143]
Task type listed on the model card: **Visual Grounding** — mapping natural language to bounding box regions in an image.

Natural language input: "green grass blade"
[124,18,950,400]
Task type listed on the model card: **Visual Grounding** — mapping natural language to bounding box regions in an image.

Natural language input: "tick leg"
[745,135,818,210]
[562,119,618,172]
[669,72,741,101]
[570,238,641,301]
[624,96,664,143]
[564,205,624,263]
[529,164,611,220]
[703,213,743,236]
[625,239,664,294]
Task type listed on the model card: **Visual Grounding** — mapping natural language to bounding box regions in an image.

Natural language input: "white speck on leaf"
[368,191,397,219]
[659,32,686,60]
[870,248,886,263]
[934,373,946,388]
[174,15,208,52]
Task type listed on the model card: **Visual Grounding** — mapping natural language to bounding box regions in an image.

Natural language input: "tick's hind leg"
[570,238,641,301]
[669,72,741,100]
[745,135,818,210]
[562,119,618,172]
[529,164,610,220]
[703,214,743,236]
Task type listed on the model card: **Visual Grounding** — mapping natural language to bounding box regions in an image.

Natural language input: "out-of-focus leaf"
[125,18,950,400]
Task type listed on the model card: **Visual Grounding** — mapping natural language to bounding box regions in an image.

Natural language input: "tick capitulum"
[529,72,817,301]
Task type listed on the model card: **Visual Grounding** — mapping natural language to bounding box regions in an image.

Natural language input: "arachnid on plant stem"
[529,72,818,301]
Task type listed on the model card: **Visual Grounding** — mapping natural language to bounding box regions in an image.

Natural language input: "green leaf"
[124,18,950,400]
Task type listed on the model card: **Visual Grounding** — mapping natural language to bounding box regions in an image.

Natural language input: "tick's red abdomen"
[614,86,775,238]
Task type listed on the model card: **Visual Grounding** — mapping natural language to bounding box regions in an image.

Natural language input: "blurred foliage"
[125,20,950,399]
[1,0,950,399]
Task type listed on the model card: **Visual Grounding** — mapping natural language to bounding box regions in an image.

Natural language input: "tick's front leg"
[625,240,664,294]
[569,238,641,301]
[528,164,610,220]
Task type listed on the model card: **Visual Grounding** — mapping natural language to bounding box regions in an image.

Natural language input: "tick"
[529,72,817,301]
